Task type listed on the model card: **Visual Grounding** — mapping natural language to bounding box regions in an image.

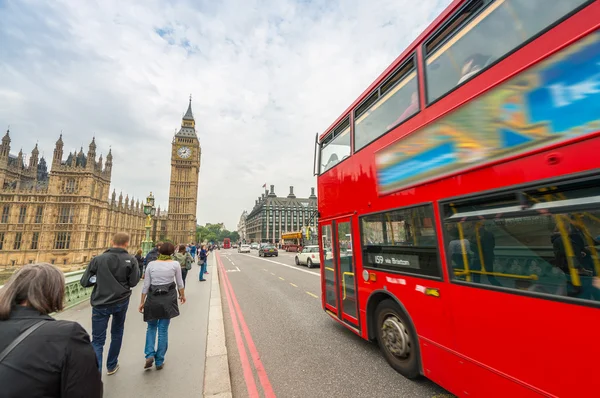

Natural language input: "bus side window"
[425,0,589,102]
[444,178,600,304]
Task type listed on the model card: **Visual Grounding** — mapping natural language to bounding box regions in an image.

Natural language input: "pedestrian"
[0,263,103,397]
[173,244,193,286]
[199,245,208,281]
[135,249,144,279]
[190,243,197,262]
[139,242,186,370]
[144,241,163,278]
[80,232,140,375]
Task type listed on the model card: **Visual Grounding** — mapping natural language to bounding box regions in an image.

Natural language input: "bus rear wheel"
[375,300,420,379]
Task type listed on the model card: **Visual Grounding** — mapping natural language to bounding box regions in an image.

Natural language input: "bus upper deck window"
[424,0,589,103]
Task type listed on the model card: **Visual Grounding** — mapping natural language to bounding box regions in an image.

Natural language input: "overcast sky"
[0,0,450,230]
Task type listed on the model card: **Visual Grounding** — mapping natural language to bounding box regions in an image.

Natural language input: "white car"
[295,245,320,269]
[238,244,251,253]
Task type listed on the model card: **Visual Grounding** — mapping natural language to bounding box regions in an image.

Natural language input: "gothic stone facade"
[167,98,201,244]
[0,130,167,269]
[246,185,317,244]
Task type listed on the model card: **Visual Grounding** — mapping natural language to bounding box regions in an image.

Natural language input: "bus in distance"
[223,238,231,249]
[315,0,599,397]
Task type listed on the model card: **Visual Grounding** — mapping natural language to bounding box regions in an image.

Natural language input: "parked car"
[250,242,259,250]
[295,245,320,268]
[238,244,251,253]
[259,245,278,257]
[232,243,238,249]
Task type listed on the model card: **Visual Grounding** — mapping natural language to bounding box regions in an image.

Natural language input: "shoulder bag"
[0,320,47,364]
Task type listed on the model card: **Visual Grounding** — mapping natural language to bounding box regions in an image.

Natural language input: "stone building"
[167,97,201,244]
[0,130,167,269]
[237,211,247,243]
[245,185,317,244]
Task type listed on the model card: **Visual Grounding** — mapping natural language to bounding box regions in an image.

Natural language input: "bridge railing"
[0,270,93,310]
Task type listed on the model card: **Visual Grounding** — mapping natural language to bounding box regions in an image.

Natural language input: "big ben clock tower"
[167,96,201,244]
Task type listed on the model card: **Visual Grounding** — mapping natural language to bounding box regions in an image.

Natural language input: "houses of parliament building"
[0,99,201,269]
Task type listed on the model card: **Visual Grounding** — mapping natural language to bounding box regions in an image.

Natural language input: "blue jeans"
[145,319,171,366]
[91,298,130,371]
[200,260,207,280]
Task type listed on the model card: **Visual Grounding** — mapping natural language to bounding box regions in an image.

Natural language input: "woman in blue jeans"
[199,245,208,281]
[139,242,186,370]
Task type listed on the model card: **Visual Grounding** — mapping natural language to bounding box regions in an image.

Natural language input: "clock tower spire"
[167,95,201,244]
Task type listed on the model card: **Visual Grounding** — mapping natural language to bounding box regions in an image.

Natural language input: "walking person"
[199,244,208,281]
[80,232,140,375]
[190,243,197,262]
[173,244,193,286]
[138,242,186,370]
[135,249,144,279]
[144,241,163,278]
[0,263,103,397]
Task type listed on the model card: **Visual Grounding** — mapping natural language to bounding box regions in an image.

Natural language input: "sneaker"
[107,364,120,375]
[144,357,154,369]
[156,363,164,370]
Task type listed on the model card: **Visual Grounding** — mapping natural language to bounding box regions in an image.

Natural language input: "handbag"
[0,320,47,363]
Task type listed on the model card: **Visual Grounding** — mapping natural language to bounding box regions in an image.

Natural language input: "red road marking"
[217,253,259,398]
[217,252,276,398]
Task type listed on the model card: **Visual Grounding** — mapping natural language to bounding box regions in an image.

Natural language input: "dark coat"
[143,282,179,322]
[0,306,103,398]
[80,247,140,307]
[144,248,159,267]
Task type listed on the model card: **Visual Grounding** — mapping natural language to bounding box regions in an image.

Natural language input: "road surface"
[216,248,452,398]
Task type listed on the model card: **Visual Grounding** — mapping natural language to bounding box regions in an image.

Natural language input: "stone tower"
[167,96,201,244]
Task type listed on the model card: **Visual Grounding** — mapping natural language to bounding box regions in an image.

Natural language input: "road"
[216,248,452,398]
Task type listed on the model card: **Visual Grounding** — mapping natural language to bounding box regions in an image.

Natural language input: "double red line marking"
[217,252,275,398]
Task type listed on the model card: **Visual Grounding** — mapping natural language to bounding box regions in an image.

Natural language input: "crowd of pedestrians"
[0,232,210,397]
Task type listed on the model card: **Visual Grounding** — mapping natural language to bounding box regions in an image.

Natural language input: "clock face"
[177,146,192,159]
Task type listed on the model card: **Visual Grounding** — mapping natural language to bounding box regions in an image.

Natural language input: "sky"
[0,0,451,231]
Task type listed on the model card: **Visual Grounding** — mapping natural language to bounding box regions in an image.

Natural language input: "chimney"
[309,187,316,199]
[287,186,296,199]
[269,185,276,197]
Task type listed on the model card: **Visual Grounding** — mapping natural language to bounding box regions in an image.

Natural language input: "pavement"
[217,248,452,398]
[56,252,232,397]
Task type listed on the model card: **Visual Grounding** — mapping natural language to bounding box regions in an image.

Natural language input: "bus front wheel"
[375,300,420,379]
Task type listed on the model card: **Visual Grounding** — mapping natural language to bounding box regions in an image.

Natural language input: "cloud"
[0,0,450,230]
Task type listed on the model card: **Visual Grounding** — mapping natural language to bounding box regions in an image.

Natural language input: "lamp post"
[142,192,156,256]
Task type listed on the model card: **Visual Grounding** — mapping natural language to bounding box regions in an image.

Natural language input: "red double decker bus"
[223,238,231,249]
[315,1,599,396]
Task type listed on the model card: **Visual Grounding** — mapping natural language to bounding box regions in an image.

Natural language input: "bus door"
[320,217,359,328]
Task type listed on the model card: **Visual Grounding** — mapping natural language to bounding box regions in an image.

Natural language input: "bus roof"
[318,0,462,142]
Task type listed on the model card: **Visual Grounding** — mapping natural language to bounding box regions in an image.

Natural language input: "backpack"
[173,253,191,270]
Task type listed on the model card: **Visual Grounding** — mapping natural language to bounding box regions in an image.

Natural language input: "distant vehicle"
[294,245,320,268]
[258,245,278,257]
[238,244,251,253]
[250,242,259,250]
[232,243,238,249]
[223,238,231,249]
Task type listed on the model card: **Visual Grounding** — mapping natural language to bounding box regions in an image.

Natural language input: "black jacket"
[80,247,140,307]
[0,306,103,398]
[144,247,159,268]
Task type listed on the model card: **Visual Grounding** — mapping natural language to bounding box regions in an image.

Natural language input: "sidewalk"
[55,252,230,397]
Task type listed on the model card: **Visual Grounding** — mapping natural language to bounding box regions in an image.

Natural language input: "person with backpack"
[173,244,193,286]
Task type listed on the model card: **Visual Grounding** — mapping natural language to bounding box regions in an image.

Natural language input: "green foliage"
[196,223,240,244]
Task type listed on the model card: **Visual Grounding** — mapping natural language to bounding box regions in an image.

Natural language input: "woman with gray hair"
[0,263,102,397]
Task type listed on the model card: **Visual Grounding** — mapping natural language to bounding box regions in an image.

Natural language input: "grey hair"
[0,263,65,320]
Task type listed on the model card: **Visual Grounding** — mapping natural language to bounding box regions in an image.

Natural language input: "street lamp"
[142,192,156,256]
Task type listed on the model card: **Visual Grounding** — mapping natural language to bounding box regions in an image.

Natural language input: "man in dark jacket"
[80,232,140,374]
[143,241,163,275]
